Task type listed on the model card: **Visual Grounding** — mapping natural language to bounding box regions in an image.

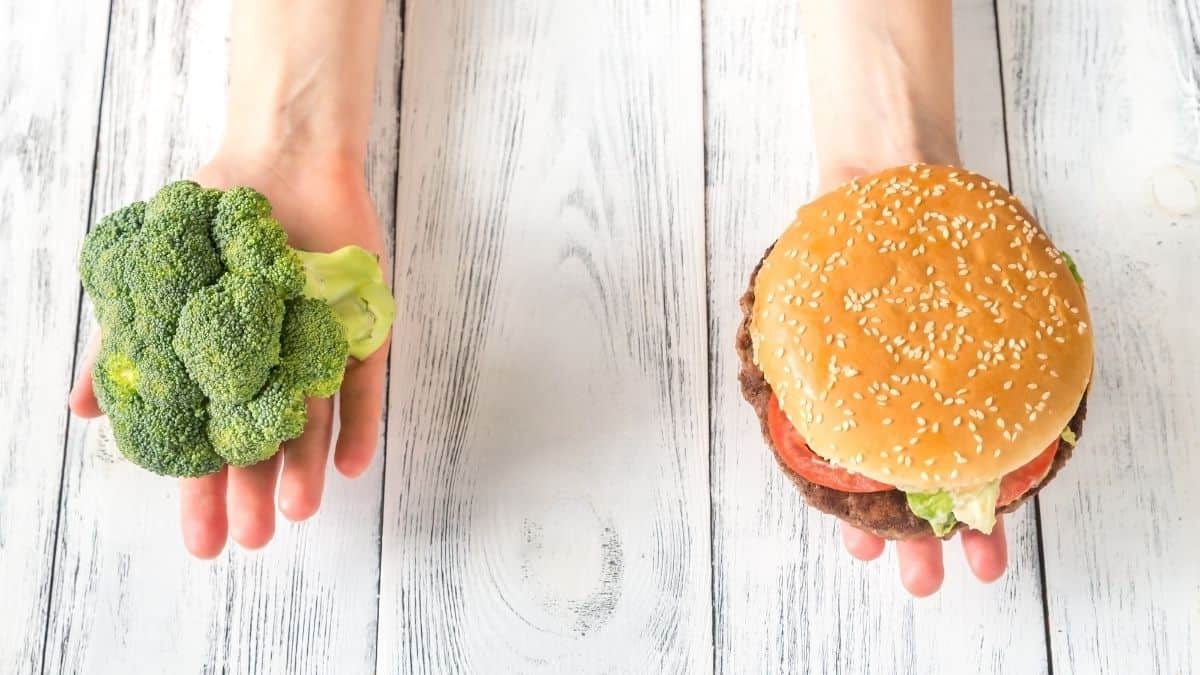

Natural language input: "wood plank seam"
[372,0,407,673]
[987,0,1057,671]
[36,1,116,672]
[698,0,722,671]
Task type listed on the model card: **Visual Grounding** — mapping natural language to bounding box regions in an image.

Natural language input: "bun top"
[750,164,1093,491]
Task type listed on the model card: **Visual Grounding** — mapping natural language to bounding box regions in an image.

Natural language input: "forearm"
[801,0,959,184]
[219,0,385,165]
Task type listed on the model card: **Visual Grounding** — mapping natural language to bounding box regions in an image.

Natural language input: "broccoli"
[80,181,395,476]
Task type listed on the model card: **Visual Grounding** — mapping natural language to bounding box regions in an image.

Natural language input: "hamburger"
[737,164,1093,539]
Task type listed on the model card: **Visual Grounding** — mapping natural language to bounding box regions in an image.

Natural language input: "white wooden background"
[1,0,1196,673]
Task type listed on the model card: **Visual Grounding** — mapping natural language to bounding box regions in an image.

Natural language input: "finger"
[841,522,886,561]
[226,453,283,550]
[961,517,1008,583]
[897,535,945,597]
[278,397,335,522]
[69,332,103,418]
[179,469,228,559]
[334,343,388,478]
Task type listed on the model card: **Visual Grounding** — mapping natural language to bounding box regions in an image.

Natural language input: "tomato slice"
[997,439,1058,506]
[766,393,1062,500]
[766,394,893,493]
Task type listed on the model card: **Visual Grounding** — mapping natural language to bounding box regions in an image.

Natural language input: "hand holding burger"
[781,0,1093,595]
[739,163,1092,592]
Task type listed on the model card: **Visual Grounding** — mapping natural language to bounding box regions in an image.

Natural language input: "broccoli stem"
[295,246,395,360]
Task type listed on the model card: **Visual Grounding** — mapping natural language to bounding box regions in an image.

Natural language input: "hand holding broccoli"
[70,156,393,557]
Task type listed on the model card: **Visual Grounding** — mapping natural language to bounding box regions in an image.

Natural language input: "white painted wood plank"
[998,1,1200,672]
[41,1,402,672]
[0,2,110,672]
[379,1,709,672]
[704,1,1049,672]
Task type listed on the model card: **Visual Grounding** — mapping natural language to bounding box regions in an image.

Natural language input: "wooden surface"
[0,2,110,673]
[998,2,1200,673]
[0,0,1196,673]
[379,1,709,672]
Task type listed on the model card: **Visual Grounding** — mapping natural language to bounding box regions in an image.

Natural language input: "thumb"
[69,331,103,418]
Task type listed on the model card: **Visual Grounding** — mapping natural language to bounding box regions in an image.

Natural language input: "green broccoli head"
[78,181,394,477]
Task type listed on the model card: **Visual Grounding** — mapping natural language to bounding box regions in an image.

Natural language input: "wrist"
[221,0,380,169]
[817,119,960,190]
[802,0,959,190]
[200,144,366,196]
[218,111,367,171]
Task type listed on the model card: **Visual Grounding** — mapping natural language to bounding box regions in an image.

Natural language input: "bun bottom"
[736,246,1087,540]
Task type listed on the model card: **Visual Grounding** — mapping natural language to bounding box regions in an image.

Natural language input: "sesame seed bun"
[749,164,1093,492]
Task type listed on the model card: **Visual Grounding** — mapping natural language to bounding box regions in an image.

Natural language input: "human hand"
[840,520,1007,597]
[69,150,390,558]
[817,164,1008,596]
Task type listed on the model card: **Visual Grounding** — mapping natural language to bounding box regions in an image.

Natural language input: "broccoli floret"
[204,297,350,465]
[127,182,224,331]
[174,274,286,404]
[134,341,205,408]
[212,188,306,297]
[280,297,350,397]
[79,202,144,333]
[93,341,224,477]
[208,375,308,467]
[78,181,395,477]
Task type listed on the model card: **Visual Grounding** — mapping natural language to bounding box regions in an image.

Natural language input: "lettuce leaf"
[1061,251,1084,284]
[906,491,957,536]
[907,480,1001,536]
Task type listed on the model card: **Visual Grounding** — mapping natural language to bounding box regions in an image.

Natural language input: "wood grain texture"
[39,0,402,672]
[998,1,1200,672]
[704,1,1050,672]
[0,1,110,672]
[4,0,1196,671]
[378,0,710,671]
